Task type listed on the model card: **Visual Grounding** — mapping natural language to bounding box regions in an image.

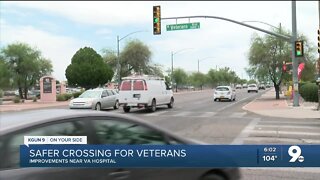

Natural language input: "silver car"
[0,109,241,180]
[69,88,119,110]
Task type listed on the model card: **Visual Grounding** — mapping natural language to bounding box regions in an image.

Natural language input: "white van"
[118,75,174,113]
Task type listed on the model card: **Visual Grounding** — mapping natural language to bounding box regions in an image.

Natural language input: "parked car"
[213,86,236,102]
[242,84,248,88]
[119,75,174,113]
[247,84,258,93]
[0,109,241,180]
[69,88,119,110]
[235,84,242,89]
[258,84,266,90]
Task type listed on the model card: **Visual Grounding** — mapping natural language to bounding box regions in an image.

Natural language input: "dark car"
[0,109,241,180]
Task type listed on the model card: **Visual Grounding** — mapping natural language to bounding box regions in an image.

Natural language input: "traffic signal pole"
[317,0,320,110]
[291,1,299,107]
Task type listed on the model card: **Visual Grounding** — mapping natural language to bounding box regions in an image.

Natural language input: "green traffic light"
[297,51,301,56]
[154,18,159,23]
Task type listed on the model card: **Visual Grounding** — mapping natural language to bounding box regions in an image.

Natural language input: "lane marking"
[144,110,169,116]
[172,111,192,117]
[217,93,260,112]
[260,121,320,125]
[229,112,247,118]
[198,112,217,117]
[255,124,320,130]
[242,136,320,144]
[247,130,320,136]
[230,118,260,145]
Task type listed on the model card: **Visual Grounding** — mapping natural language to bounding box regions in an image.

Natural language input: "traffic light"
[153,6,161,35]
[317,29,320,54]
[295,41,304,57]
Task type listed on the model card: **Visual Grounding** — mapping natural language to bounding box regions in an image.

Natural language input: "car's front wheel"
[113,100,119,109]
[95,103,101,111]
[168,97,174,108]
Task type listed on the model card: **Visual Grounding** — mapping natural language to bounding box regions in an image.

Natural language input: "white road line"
[247,130,320,136]
[172,111,192,117]
[144,111,169,116]
[242,136,320,144]
[198,112,217,118]
[260,121,320,125]
[217,94,258,112]
[255,124,320,130]
[230,118,260,145]
[229,112,247,118]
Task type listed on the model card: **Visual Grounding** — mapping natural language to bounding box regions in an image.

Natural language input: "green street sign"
[166,22,200,31]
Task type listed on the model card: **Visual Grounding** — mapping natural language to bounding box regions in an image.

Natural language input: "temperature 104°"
[262,155,278,162]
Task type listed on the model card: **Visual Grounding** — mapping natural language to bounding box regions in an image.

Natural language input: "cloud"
[1,22,89,81]
[2,1,318,81]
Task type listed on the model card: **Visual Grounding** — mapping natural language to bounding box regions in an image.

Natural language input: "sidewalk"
[243,89,320,119]
[0,100,70,112]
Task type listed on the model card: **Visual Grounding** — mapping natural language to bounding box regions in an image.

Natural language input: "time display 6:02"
[263,147,277,152]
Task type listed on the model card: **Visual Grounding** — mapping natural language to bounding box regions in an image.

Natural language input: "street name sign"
[166,22,200,31]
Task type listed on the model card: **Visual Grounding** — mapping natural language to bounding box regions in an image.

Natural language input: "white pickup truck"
[118,75,174,113]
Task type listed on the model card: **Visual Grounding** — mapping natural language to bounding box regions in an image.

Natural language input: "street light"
[198,57,214,73]
[117,30,147,87]
[171,48,193,86]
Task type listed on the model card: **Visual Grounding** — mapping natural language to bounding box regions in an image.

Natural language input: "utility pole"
[292,1,299,107]
[317,0,320,110]
[198,59,200,73]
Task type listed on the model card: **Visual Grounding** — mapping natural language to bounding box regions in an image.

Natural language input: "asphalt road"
[2,88,320,179]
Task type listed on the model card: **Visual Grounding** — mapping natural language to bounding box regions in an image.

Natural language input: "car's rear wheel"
[201,173,227,180]
[149,99,156,112]
[123,106,130,113]
[113,100,119,109]
[168,97,174,108]
[95,103,101,111]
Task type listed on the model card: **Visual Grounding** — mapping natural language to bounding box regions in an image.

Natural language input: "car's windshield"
[216,87,230,91]
[78,90,101,98]
[249,85,256,87]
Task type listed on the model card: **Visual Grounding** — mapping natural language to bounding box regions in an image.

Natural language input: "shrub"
[64,93,73,100]
[13,97,21,103]
[73,91,83,98]
[299,83,319,102]
[0,89,3,98]
[56,94,66,101]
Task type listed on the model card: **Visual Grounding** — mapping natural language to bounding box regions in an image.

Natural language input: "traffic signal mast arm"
[161,15,292,42]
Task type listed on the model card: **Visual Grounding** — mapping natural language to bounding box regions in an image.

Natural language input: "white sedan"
[69,88,119,110]
[213,86,236,102]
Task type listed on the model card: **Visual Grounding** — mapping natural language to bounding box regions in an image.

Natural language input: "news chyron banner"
[21,136,320,167]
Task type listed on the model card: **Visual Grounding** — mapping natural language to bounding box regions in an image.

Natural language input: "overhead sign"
[166,22,200,31]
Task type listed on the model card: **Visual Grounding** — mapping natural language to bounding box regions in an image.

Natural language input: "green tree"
[172,68,188,92]
[103,39,154,79]
[0,57,13,90]
[1,42,53,99]
[190,72,206,90]
[248,27,291,99]
[248,28,316,99]
[66,47,114,90]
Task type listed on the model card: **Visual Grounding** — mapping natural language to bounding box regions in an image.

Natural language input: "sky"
[0,1,319,81]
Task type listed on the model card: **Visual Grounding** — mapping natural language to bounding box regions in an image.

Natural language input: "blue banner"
[20,145,320,167]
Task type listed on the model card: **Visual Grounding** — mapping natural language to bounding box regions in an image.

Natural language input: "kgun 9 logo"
[288,146,304,163]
